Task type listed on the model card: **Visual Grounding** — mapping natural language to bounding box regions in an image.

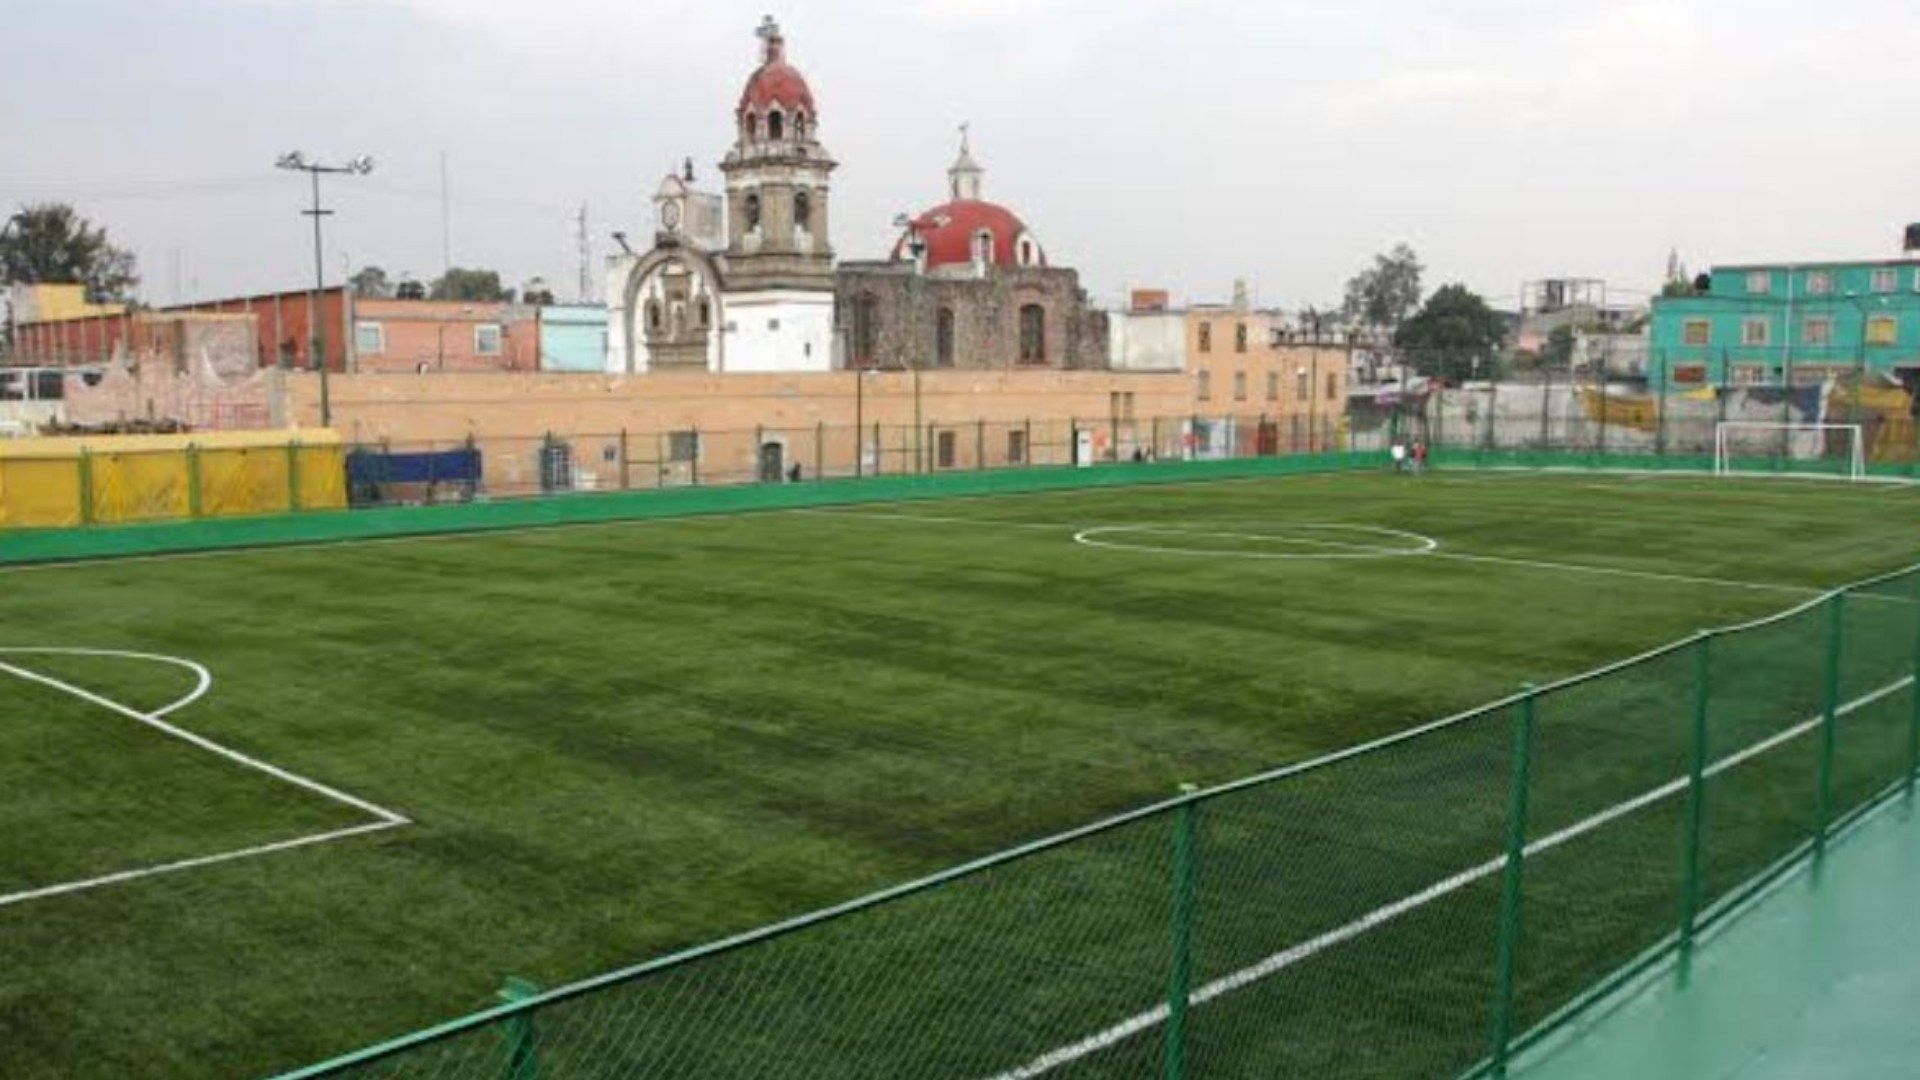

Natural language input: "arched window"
[696,297,711,327]
[768,109,785,141]
[973,230,994,266]
[746,112,759,139]
[1018,304,1045,363]
[744,193,761,231]
[850,294,879,366]
[793,112,808,138]
[1018,238,1037,266]
[645,300,662,333]
[793,190,811,232]
[935,307,955,367]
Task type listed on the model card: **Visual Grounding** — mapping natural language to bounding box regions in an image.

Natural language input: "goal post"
[1713,421,1865,480]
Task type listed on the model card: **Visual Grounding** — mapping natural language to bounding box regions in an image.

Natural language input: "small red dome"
[895,200,1042,269]
[739,61,815,117]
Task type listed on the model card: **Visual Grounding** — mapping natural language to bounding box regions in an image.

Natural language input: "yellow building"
[9,283,128,324]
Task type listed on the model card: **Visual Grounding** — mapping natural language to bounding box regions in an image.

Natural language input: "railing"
[278,562,1920,1079]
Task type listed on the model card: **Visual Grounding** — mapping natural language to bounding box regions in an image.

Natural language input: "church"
[607,17,1107,374]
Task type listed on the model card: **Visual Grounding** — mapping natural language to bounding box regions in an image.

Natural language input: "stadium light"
[275,152,375,427]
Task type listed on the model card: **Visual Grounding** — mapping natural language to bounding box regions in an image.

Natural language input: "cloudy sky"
[4,0,1917,312]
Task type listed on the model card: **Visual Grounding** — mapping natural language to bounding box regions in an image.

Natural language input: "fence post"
[619,428,630,490]
[1489,685,1537,1078]
[1164,784,1199,1080]
[286,441,303,511]
[77,448,95,525]
[691,426,701,487]
[815,421,824,480]
[497,976,540,1080]
[1909,571,1920,799]
[1816,590,1844,854]
[977,418,986,471]
[1025,418,1033,466]
[656,431,666,489]
[186,443,204,518]
[1680,632,1712,950]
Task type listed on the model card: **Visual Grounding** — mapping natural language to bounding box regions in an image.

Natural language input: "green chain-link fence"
[276,562,1920,1080]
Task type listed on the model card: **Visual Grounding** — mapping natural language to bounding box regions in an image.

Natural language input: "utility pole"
[440,150,452,275]
[275,152,373,428]
[576,203,591,303]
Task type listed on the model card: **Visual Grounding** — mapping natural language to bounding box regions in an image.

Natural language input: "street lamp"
[275,152,374,427]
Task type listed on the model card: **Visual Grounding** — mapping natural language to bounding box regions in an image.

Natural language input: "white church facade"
[608,18,839,374]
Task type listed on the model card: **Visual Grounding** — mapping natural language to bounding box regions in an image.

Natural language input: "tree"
[1342,243,1423,330]
[521,278,556,306]
[1394,283,1509,385]
[348,265,393,298]
[1541,324,1577,369]
[395,277,427,301]
[0,202,139,301]
[1659,278,1698,298]
[428,267,510,302]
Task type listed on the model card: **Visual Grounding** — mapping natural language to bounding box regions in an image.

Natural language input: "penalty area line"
[0,649,409,909]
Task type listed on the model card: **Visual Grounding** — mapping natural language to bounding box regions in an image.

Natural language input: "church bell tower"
[719,16,836,292]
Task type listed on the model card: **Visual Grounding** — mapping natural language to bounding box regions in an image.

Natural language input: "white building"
[608,18,838,374]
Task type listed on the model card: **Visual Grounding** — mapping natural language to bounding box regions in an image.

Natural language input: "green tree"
[428,267,510,302]
[1342,243,1423,330]
[1541,324,1577,369]
[349,265,393,298]
[0,202,139,300]
[1394,283,1509,384]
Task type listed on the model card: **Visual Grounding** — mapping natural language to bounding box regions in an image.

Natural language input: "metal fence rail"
[277,560,1920,1079]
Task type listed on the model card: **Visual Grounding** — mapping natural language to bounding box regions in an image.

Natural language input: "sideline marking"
[0,648,408,909]
[982,673,1916,1079]
[1071,523,1438,561]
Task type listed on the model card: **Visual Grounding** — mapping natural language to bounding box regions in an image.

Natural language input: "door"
[758,441,784,483]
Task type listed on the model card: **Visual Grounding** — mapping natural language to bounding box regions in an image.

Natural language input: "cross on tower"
[756,15,783,62]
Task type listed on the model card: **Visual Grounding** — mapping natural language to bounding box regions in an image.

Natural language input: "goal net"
[1713,421,1865,480]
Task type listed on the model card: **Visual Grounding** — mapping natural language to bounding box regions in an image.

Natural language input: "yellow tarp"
[0,429,345,528]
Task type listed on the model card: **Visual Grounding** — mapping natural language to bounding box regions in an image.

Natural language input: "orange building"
[349,300,538,374]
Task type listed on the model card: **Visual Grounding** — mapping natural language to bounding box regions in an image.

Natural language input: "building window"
[1197,369,1212,401]
[1018,303,1045,362]
[354,321,384,356]
[475,323,503,355]
[936,430,956,468]
[1867,315,1898,346]
[1234,323,1248,353]
[696,297,710,326]
[1732,364,1767,386]
[935,307,955,367]
[793,190,810,232]
[973,230,994,266]
[1682,319,1710,346]
[1017,238,1038,266]
[1873,268,1899,293]
[647,301,663,332]
[1803,316,1833,346]
[768,109,784,141]
[849,294,878,365]
[746,113,759,139]
[1007,429,1026,464]
[1266,371,1279,401]
[1805,270,1833,296]
[1233,371,1247,401]
[1198,321,1212,353]
[1745,271,1772,295]
[1672,363,1708,385]
[668,431,699,462]
[1296,369,1309,398]
[1740,317,1769,346]
[1325,372,1338,400]
[744,193,762,231]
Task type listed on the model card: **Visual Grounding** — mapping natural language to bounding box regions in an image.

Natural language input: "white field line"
[984,673,1915,1080]
[0,648,408,909]
[807,507,1827,597]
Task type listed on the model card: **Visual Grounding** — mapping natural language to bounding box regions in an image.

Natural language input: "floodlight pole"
[276,152,373,428]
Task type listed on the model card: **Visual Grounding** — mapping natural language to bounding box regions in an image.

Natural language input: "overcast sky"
[4,0,1917,312]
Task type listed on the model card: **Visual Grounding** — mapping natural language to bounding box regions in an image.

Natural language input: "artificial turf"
[2,468,1918,1078]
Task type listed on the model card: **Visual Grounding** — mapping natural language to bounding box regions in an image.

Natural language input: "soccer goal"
[1713,421,1866,480]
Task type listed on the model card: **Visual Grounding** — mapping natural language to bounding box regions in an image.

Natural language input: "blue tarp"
[346,447,482,501]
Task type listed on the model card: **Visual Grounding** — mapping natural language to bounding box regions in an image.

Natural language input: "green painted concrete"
[1515,796,1920,1079]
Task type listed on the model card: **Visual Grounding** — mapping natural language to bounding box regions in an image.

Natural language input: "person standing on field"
[1391,442,1407,473]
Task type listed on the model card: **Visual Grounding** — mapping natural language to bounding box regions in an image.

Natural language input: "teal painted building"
[537,305,609,373]
[1648,259,1920,388]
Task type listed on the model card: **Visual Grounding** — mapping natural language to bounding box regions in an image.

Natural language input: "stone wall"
[835,262,1108,370]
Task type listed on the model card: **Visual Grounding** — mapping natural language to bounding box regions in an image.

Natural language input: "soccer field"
[4,467,1918,1078]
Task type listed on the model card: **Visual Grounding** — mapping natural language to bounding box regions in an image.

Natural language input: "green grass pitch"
[3,469,1918,1078]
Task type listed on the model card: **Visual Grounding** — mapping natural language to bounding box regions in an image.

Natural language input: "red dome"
[739,61,815,117]
[895,200,1042,269]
